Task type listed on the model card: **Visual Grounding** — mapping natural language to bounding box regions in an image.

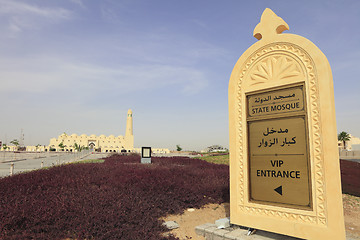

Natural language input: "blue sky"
[1,0,359,151]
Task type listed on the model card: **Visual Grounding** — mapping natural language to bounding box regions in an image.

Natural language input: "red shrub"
[0,155,229,240]
[340,159,360,196]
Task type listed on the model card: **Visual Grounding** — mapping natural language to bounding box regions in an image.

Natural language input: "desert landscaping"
[0,153,358,240]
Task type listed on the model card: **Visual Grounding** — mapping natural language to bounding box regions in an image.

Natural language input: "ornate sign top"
[253,8,289,40]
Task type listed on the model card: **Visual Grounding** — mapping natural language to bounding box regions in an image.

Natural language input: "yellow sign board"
[247,86,304,117]
[248,117,310,207]
[247,85,311,208]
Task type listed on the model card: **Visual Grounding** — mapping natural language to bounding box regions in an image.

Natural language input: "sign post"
[141,147,152,164]
[229,8,345,240]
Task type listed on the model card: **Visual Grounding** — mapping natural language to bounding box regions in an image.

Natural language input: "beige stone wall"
[134,148,170,154]
[26,145,48,152]
[349,134,360,146]
[48,109,134,153]
[1,109,167,154]
[49,133,130,153]
[1,109,135,153]
[0,145,18,151]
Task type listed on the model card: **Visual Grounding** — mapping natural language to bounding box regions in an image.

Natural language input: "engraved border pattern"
[236,43,326,225]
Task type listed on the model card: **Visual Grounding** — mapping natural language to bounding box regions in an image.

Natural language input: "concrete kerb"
[195,223,305,240]
[213,228,233,240]
[195,223,215,236]
[204,225,219,239]
[223,228,248,240]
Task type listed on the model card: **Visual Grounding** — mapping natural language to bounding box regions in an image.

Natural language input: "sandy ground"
[343,194,360,239]
[163,194,360,240]
[162,203,230,240]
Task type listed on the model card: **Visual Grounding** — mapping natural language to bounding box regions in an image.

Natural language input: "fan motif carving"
[250,56,302,85]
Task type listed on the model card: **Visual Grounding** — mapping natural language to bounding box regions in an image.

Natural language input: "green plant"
[35,144,42,152]
[10,139,19,150]
[58,142,65,151]
[2,144,8,158]
[338,131,350,150]
[74,143,85,152]
[72,159,105,164]
[198,154,230,165]
[176,144,182,151]
[2,144,8,151]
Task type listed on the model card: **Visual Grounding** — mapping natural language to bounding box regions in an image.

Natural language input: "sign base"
[195,223,301,240]
[141,158,151,164]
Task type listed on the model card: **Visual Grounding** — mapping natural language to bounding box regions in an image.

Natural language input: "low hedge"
[0,154,229,240]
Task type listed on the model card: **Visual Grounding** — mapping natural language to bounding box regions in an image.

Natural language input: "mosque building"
[48,109,134,153]
[1,109,170,154]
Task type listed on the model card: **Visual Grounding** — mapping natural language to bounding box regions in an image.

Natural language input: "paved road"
[0,151,204,178]
[0,151,110,178]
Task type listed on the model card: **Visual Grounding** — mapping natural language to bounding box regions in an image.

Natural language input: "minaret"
[125,109,134,150]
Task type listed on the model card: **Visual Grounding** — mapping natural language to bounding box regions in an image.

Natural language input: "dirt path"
[343,194,360,239]
[163,194,360,240]
[163,203,229,240]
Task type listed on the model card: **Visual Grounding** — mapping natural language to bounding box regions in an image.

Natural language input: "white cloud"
[0,56,209,97]
[0,0,71,18]
[68,0,85,9]
[190,19,209,29]
[9,21,21,33]
[100,6,119,23]
[0,0,72,34]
